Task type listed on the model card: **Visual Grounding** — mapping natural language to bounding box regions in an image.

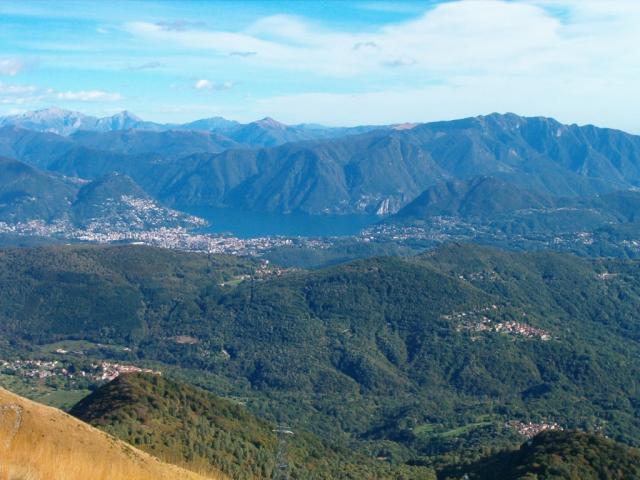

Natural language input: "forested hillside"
[441,430,640,480]
[1,244,640,468]
[70,373,433,480]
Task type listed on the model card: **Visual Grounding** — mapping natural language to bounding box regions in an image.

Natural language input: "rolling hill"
[0,385,225,480]
[70,373,434,479]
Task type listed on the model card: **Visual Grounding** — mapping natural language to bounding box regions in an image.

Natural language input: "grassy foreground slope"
[0,387,225,480]
[70,373,434,480]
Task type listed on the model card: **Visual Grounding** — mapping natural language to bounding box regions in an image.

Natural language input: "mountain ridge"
[3,111,640,217]
[0,107,382,145]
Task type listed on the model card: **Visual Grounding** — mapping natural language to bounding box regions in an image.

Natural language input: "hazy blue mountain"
[0,108,166,136]
[178,116,241,131]
[0,157,199,231]
[393,176,554,220]
[390,175,640,241]
[0,126,74,169]
[224,117,382,147]
[4,112,640,216]
[143,113,640,214]
[0,107,100,135]
[69,129,241,156]
[0,156,77,222]
[0,108,382,146]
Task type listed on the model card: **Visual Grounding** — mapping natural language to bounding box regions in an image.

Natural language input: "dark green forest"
[1,244,640,475]
[441,430,640,479]
[70,373,433,479]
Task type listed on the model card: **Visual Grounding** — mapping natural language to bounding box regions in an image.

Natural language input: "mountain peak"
[254,117,287,129]
[11,106,87,120]
[111,110,142,122]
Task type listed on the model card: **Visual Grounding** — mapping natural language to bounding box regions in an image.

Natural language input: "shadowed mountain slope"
[394,176,554,220]
[441,430,640,480]
[0,156,77,222]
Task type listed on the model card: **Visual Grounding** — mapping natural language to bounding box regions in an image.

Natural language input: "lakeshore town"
[2,214,637,259]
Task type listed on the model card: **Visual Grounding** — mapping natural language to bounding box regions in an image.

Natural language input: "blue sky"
[1,0,640,130]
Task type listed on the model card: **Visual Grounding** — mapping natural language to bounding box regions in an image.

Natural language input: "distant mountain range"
[3,109,640,240]
[0,107,381,147]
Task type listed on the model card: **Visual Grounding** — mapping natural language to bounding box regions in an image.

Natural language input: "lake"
[179,206,380,238]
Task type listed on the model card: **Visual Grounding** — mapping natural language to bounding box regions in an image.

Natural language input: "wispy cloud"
[352,41,379,50]
[4,1,640,130]
[123,1,640,81]
[124,3,564,77]
[229,51,257,57]
[0,83,38,95]
[155,20,205,31]
[0,58,26,76]
[1,81,122,106]
[56,90,123,101]
[126,61,163,70]
[0,82,43,105]
[382,57,417,68]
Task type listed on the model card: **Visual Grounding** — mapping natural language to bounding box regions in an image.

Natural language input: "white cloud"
[123,0,640,83]
[194,79,235,91]
[194,79,212,90]
[1,83,124,106]
[124,2,566,76]
[56,90,123,101]
[0,58,26,76]
[122,0,640,130]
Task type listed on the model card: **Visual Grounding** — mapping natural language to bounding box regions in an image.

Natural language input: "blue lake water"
[179,206,380,238]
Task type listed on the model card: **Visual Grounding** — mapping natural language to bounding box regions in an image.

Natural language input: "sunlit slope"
[70,373,435,480]
[0,387,226,480]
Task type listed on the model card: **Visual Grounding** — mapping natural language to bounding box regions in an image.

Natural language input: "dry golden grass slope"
[0,387,227,480]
